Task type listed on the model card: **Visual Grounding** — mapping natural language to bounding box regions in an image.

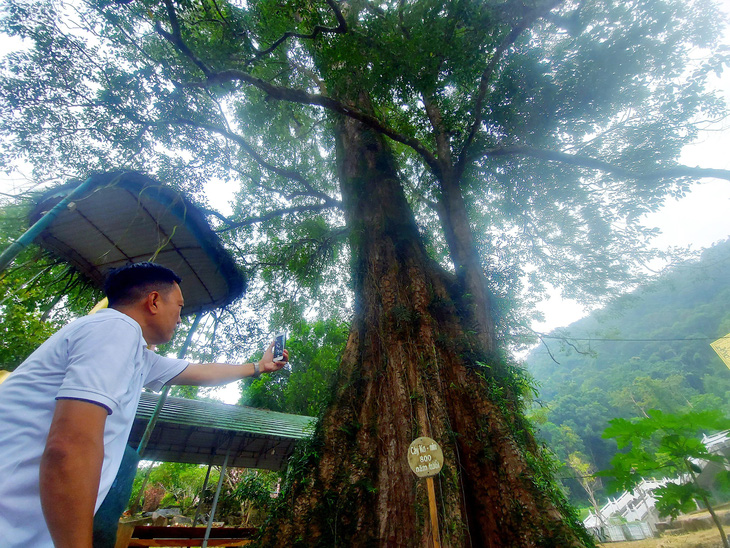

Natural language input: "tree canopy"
[1,0,727,336]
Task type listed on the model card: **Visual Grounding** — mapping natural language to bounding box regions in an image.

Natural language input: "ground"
[599,506,730,548]
[599,528,725,548]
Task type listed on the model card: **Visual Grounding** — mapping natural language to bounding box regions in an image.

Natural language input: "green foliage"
[130,462,217,514]
[715,469,730,493]
[0,201,103,370]
[654,482,703,519]
[129,464,280,525]
[219,469,279,514]
[600,408,729,519]
[0,295,59,369]
[243,318,348,416]
[0,0,725,340]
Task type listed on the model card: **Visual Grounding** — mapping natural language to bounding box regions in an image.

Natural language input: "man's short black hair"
[104,262,182,307]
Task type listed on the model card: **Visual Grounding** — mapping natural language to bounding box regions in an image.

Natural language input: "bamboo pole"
[426,477,441,548]
[0,176,96,272]
[202,448,231,548]
[137,313,202,457]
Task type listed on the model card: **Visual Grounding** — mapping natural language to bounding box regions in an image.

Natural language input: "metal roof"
[129,392,317,470]
[29,171,246,316]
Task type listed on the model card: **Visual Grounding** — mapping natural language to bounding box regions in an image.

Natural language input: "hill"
[525,240,730,497]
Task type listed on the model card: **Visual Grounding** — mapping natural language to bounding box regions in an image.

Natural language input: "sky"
[531,66,730,333]
[1,1,730,403]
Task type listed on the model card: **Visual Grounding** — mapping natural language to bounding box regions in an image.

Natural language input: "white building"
[584,478,671,542]
[583,430,730,542]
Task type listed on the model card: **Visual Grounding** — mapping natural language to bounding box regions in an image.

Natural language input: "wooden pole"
[426,477,440,548]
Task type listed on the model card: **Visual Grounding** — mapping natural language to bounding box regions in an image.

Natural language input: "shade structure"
[130,392,317,470]
[29,171,246,315]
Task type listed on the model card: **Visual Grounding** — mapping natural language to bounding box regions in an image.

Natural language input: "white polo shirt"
[0,308,189,548]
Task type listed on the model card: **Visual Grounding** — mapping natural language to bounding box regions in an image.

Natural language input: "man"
[0,262,287,548]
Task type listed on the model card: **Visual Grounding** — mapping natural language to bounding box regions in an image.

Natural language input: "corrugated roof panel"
[129,392,317,470]
[30,172,247,315]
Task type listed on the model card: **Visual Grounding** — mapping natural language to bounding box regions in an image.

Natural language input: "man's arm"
[170,343,288,386]
[40,398,108,548]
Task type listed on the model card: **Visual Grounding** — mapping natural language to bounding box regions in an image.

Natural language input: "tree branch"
[216,203,339,232]
[200,70,442,176]
[148,0,443,179]
[397,0,411,39]
[169,117,341,207]
[209,0,233,31]
[76,93,342,209]
[457,0,563,177]
[150,0,438,176]
[422,94,452,173]
[200,207,233,225]
[156,0,212,78]
[246,0,347,66]
[538,335,560,365]
[481,145,730,182]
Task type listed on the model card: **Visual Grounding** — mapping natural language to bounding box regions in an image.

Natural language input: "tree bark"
[436,168,498,353]
[258,107,590,546]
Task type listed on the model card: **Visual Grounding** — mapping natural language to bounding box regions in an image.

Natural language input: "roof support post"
[137,312,203,457]
[192,461,214,527]
[0,176,96,272]
[202,447,231,548]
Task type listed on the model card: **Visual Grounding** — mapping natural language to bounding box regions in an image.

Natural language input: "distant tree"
[538,388,617,471]
[567,452,605,527]
[0,202,101,370]
[608,375,692,418]
[532,415,604,504]
[0,290,59,369]
[217,469,280,526]
[601,409,730,548]
[132,462,215,514]
[244,318,348,416]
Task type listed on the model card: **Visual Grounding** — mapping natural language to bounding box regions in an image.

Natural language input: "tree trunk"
[437,168,498,353]
[259,111,590,547]
[687,462,730,548]
[423,93,497,353]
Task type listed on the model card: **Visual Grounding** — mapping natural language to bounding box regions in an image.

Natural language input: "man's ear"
[146,291,161,314]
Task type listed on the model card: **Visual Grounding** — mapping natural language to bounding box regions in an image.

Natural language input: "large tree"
[1,0,729,545]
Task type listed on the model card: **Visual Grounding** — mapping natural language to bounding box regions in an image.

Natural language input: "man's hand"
[170,340,289,386]
[40,399,107,548]
[259,341,289,374]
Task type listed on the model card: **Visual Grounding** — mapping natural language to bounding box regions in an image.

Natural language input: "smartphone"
[274,332,286,362]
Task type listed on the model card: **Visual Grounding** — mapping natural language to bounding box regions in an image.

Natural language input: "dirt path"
[598,505,730,548]
[599,528,726,548]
